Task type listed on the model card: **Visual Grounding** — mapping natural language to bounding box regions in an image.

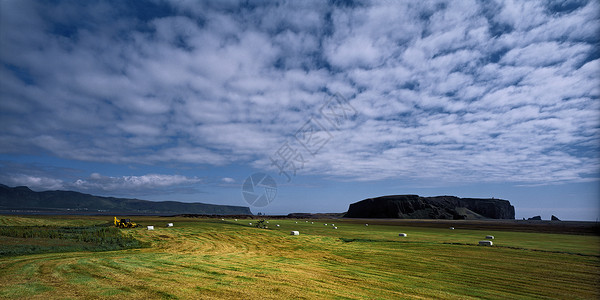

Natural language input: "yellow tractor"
[114,217,140,228]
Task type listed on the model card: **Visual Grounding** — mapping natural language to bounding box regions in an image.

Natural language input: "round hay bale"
[478,240,493,246]
[147,226,154,230]
[398,233,407,237]
[485,235,494,239]
[290,231,299,235]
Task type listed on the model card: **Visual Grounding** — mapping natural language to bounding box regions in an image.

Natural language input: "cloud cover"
[0,0,598,188]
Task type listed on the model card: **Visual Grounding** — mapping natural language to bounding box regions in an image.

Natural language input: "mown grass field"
[0,215,598,299]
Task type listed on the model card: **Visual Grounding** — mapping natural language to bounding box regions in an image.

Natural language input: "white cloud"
[221,177,235,183]
[73,173,201,192]
[1,174,65,191]
[0,0,598,187]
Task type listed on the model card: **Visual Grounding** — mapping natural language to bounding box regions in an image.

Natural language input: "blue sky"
[0,0,598,220]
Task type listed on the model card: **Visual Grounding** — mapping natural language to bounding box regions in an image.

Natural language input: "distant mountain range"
[0,184,252,215]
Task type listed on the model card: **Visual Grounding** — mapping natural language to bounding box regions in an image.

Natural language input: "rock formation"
[344,195,515,219]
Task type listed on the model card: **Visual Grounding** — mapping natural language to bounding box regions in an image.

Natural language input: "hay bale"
[478,240,493,246]
[147,226,154,230]
[485,235,494,239]
[365,224,368,226]
[167,223,173,227]
[311,222,314,224]
[333,227,338,229]
[249,222,252,225]
[331,224,334,226]
[324,223,327,226]
[449,227,454,230]
[234,219,238,221]
[398,233,407,237]
[276,224,280,227]
[290,231,299,235]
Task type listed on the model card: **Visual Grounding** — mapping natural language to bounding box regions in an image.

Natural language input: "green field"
[0,215,598,299]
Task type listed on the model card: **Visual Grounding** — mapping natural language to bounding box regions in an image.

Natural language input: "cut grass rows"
[0,216,598,299]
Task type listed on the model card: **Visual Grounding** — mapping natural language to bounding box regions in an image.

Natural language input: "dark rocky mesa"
[344,195,515,219]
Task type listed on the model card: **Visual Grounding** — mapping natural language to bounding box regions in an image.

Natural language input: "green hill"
[0,184,251,215]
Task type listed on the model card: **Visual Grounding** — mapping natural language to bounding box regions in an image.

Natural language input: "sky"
[0,0,599,220]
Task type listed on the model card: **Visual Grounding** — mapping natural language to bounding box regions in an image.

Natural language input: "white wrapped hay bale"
[276,224,280,227]
[365,224,369,226]
[290,231,299,235]
[398,233,407,237]
[324,223,328,226]
[485,235,494,239]
[249,222,252,225]
[479,240,493,246]
[449,227,454,230]
[167,223,173,227]
[333,227,338,229]
[147,226,154,230]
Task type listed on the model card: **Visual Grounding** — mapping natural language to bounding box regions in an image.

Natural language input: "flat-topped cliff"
[345,195,515,219]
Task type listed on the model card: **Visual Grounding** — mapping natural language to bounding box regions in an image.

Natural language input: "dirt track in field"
[338,218,600,235]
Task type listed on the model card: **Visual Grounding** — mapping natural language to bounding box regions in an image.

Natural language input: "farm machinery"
[114,217,140,228]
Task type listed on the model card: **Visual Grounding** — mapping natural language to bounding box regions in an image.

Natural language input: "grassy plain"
[0,215,598,299]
